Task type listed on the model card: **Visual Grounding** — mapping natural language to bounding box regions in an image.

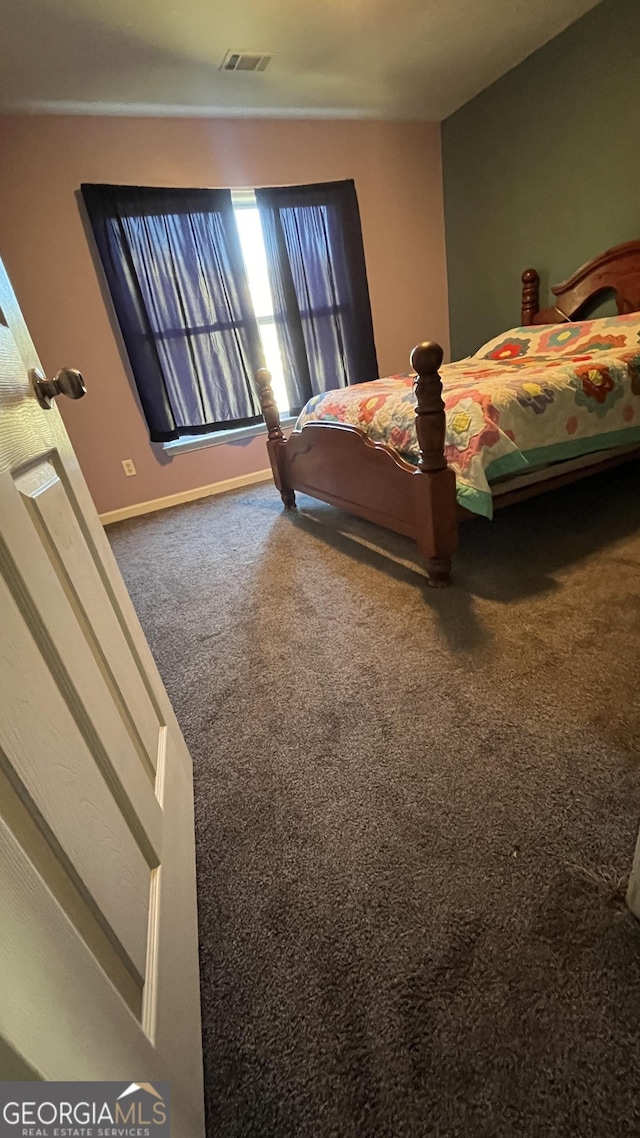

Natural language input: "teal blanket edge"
[459,425,640,519]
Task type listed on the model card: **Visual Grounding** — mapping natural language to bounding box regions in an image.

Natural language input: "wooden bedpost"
[411,342,458,588]
[255,368,296,509]
[521,268,540,325]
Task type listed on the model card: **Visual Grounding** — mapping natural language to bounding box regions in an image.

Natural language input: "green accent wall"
[442,0,640,358]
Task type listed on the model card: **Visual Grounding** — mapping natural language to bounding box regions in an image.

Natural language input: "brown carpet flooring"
[108,464,640,1138]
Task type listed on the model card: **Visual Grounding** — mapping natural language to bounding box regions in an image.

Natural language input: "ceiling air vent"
[220,50,272,73]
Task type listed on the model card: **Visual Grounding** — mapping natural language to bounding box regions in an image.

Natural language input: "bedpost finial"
[521,268,540,326]
[411,341,447,475]
[255,367,284,440]
[410,341,444,377]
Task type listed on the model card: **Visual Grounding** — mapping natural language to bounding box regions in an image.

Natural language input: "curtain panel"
[255,180,378,413]
[81,183,264,442]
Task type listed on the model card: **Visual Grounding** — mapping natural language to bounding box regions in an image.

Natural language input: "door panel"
[0,757,143,1017]
[0,810,161,1073]
[16,457,162,771]
[0,463,163,865]
[0,259,204,1135]
[0,577,153,980]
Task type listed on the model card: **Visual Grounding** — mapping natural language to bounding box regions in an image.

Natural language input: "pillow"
[473,313,640,362]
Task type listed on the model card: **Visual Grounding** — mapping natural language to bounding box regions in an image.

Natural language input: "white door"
[0,260,205,1136]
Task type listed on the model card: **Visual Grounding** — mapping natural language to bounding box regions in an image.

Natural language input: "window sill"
[162,416,297,456]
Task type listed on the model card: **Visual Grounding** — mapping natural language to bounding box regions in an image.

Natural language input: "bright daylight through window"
[232,190,289,416]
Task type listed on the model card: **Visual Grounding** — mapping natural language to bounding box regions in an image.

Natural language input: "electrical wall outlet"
[121,459,136,476]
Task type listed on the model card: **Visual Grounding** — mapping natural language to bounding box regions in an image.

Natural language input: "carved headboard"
[521,240,640,326]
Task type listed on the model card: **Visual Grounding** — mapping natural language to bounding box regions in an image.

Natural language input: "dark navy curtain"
[81,183,264,442]
[255,180,378,413]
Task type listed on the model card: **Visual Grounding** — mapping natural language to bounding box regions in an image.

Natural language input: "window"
[82,180,378,445]
[255,180,379,413]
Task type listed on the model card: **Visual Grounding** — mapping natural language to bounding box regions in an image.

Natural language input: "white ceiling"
[1,0,601,121]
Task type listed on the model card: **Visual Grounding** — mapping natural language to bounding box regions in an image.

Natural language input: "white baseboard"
[100,468,273,526]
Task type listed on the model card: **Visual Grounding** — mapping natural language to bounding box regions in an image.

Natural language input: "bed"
[256,240,640,586]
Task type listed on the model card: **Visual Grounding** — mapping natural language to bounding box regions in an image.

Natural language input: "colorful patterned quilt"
[295,314,640,518]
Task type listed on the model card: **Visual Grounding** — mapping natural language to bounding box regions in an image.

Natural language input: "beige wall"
[0,115,449,515]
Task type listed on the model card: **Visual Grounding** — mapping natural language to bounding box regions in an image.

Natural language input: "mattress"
[295,314,640,518]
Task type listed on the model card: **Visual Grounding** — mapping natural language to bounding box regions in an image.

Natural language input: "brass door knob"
[31,367,86,409]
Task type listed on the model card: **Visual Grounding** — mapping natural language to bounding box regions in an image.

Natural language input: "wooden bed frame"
[257,240,640,587]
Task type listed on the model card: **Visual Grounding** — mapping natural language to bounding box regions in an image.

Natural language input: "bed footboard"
[256,345,458,586]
